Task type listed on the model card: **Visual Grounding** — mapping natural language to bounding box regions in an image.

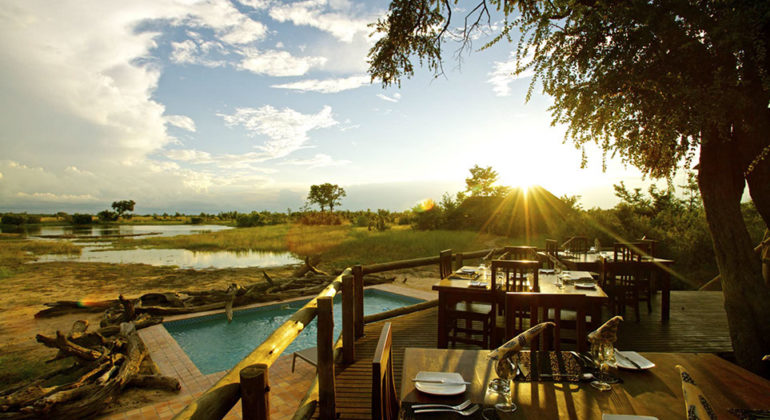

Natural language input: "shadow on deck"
[313,290,731,419]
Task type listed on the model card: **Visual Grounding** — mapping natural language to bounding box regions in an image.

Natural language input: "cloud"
[269,0,372,43]
[487,51,535,96]
[238,49,327,76]
[181,0,268,45]
[280,153,351,168]
[219,105,338,159]
[16,192,99,202]
[170,39,228,67]
[166,115,197,132]
[238,0,272,10]
[165,149,213,163]
[270,75,369,93]
[376,92,401,103]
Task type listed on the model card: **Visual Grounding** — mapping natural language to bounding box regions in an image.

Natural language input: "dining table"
[433,268,608,349]
[548,251,675,322]
[400,347,770,419]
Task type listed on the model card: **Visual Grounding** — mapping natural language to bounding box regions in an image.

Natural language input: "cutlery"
[614,350,643,369]
[414,404,480,416]
[412,378,471,385]
[412,400,471,410]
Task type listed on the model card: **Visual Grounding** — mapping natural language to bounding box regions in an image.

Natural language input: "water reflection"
[1,224,232,238]
[35,247,301,269]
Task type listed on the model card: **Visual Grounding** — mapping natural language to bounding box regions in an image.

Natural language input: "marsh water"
[8,224,302,269]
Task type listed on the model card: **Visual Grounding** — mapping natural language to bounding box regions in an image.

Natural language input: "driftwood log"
[1,322,180,419]
[34,272,395,321]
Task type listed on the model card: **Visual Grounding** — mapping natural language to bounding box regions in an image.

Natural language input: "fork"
[412,399,471,411]
[413,404,479,416]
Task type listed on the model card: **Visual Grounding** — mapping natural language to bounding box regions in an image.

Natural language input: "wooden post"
[317,297,336,420]
[240,364,269,420]
[342,274,355,364]
[353,265,364,338]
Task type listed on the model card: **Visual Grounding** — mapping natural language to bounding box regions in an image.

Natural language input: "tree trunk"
[699,132,770,377]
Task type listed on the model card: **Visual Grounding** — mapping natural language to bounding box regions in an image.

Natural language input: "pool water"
[163,289,424,374]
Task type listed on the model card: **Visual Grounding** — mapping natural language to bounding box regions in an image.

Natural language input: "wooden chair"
[544,239,559,269]
[444,248,495,348]
[491,259,540,292]
[372,322,398,420]
[504,293,588,352]
[602,260,645,321]
[613,242,653,314]
[503,245,538,261]
[563,236,589,254]
[439,249,453,279]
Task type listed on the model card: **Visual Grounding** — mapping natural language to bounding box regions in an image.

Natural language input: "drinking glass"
[589,339,618,391]
[488,356,517,412]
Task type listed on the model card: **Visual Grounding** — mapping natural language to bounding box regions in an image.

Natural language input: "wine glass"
[589,339,618,391]
[487,355,518,412]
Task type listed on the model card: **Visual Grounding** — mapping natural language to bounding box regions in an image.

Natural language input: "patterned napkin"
[588,315,623,344]
[676,365,718,420]
[487,322,555,361]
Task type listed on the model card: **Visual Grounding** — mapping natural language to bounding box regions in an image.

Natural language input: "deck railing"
[172,248,506,420]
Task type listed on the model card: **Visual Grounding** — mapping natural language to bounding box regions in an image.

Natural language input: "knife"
[411,378,471,385]
[615,350,643,369]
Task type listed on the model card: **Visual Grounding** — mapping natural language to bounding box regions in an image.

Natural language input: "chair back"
[536,294,588,352]
[372,322,398,420]
[491,259,540,292]
[503,245,537,261]
[564,236,589,254]
[545,239,558,256]
[613,242,651,262]
[504,293,587,352]
[439,249,453,279]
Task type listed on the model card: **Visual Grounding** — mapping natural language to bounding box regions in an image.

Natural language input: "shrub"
[236,212,264,227]
[299,211,344,225]
[26,215,41,224]
[1,214,26,225]
[97,210,118,222]
[355,215,370,227]
[71,214,93,225]
[190,217,204,224]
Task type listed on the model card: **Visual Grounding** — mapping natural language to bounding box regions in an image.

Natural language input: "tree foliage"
[307,183,346,212]
[111,200,136,218]
[462,164,508,198]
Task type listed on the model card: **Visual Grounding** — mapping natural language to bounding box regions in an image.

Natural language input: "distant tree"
[71,214,93,225]
[1,214,25,225]
[97,210,118,222]
[369,0,770,375]
[307,183,346,212]
[111,200,136,219]
[55,211,68,221]
[462,165,508,198]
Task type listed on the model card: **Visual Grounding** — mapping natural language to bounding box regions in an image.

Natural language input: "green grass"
[0,238,81,272]
[115,223,512,270]
[321,227,505,269]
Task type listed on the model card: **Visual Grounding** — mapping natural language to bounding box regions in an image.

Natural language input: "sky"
[0,0,689,215]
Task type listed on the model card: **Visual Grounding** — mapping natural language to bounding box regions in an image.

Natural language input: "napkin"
[487,322,555,361]
[676,365,718,420]
[588,316,623,344]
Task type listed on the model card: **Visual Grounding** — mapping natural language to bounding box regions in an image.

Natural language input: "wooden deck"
[312,291,731,419]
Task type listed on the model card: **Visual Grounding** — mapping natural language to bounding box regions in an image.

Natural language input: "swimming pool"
[163,289,424,374]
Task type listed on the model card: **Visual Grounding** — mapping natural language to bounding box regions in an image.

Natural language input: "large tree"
[369,0,770,375]
[307,183,346,212]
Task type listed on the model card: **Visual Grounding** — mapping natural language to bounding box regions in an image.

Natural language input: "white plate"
[459,266,478,274]
[602,415,658,420]
[414,372,466,396]
[574,283,596,289]
[614,351,655,370]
